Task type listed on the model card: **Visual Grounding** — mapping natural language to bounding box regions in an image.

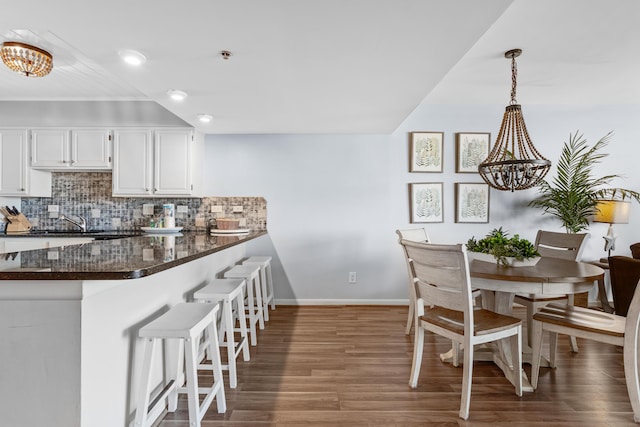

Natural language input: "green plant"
[466,227,539,266]
[529,131,640,233]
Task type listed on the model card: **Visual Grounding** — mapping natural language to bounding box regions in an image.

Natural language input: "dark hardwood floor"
[156,305,637,426]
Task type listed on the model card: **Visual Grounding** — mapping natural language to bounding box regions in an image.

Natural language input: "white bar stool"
[224,264,264,346]
[242,256,276,321]
[194,278,250,388]
[134,303,226,427]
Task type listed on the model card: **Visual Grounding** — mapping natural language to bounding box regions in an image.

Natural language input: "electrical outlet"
[142,204,155,215]
[349,272,357,283]
[232,205,244,213]
[177,205,188,213]
[210,205,223,213]
[91,209,101,218]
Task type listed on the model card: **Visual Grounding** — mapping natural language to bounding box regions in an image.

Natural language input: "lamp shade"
[593,200,630,224]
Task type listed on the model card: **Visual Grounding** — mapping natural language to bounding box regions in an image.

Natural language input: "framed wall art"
[409,131,443,172]
[455,132,490,173]
[455,182,489,223]
[409,182,443,223]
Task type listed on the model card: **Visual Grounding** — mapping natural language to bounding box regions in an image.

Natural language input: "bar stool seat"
[242,256,276,321]
[194,278,250,388]
[224,264,264,346]
[135,303,226,427]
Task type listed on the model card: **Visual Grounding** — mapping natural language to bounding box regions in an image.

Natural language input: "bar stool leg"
[266,262,276,311]
[184,336,200,425]
[253,273,265,330]
[235,286,250,361]
[206,317,227,413]
[134,338,156,427]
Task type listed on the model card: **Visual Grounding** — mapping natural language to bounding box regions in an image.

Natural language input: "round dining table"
[464,256,605,391]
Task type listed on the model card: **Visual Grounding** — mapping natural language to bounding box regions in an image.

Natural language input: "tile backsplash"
[13,172,267,232]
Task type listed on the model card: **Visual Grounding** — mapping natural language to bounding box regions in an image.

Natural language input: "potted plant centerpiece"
[466,227,540,267]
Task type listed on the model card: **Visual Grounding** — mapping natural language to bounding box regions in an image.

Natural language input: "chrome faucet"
[59,214,87,232]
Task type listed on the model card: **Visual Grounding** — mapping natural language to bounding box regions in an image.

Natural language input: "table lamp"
[593,199,630,258]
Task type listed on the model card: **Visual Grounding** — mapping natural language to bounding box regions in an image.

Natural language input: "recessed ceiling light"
[118,49,146,66]
[197,114,213,123]
[167,89,188,101]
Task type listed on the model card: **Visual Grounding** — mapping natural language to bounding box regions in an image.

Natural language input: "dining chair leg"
[409,325,424,388]
[459,337,473,420]
[531,319,543,389]
[510,326,523,396]
[566,295,579,353]
[405,303,414,335]
[549,331,558,368]
[452,342,460,367]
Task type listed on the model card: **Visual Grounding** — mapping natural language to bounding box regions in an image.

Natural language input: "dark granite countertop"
[0,230,267,280]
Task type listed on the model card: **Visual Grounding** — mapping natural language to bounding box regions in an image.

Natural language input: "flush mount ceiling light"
[197,114,213,123]
[478,49,551,191]
[167,89,188,101]
[118,49,146,66]
[219,50,232,60]
[1,41,53,77]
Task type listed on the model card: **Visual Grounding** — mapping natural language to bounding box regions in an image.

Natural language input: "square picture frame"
[409,131,444,172]
[455,132,490,173]
[455,182,490,223]
[409,182,444,223]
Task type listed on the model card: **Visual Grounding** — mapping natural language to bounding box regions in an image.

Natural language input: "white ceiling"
[0,0,638,134]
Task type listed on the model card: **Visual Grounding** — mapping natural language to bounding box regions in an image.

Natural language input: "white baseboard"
[274,299,408,306]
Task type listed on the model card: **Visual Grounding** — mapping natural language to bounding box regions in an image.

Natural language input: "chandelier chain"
[510,53,518,105]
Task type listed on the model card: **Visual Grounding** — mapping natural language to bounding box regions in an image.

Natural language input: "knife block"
[5,213,32,234]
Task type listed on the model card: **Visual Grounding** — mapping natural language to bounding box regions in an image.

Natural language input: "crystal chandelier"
[1,41,53,77]
[478,49,550,191]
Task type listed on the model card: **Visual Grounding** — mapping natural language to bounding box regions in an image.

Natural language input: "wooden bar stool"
[242,256,276,321]
[134,303,226,427]
[224,264,264,346]
[194,278,250,388]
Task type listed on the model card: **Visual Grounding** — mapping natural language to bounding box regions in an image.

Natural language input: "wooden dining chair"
[530,278,640,423]
[609,256,640,316]
[396,228,430,335]
[401,239,522,420]
[513,230,589,351]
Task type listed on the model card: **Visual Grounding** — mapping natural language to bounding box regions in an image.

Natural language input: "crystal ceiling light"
[1,41,53,77]
[167,89,188,101]
[118,49,146,66]
[478,49,551,191]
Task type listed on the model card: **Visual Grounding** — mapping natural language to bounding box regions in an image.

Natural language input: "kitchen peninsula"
[0,230,267,427]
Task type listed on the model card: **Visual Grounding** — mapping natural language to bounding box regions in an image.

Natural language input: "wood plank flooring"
[156,305,638,426]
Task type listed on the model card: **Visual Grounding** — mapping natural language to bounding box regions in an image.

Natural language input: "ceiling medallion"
[478,49,551,191]
[1,41,53,77]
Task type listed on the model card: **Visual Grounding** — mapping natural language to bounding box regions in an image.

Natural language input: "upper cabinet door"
[31,129,69,168]
[70,129,112,168]
[112,129,153,196]
[31,128,112,170]
[153,129,193,195]
[0,129,28,195]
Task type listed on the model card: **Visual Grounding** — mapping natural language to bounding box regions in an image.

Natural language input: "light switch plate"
[232,205,244,213]
[48,205,59,212]
[91,209,101,218]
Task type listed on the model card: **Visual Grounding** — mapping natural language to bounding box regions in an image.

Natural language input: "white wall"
[205,103,640,304]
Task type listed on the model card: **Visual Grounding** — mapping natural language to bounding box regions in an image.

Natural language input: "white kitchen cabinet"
[112,128,201,197]
[0,129,51,197]
[31,128,112,170]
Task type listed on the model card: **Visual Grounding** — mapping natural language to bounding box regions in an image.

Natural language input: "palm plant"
[529,131,640,233]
